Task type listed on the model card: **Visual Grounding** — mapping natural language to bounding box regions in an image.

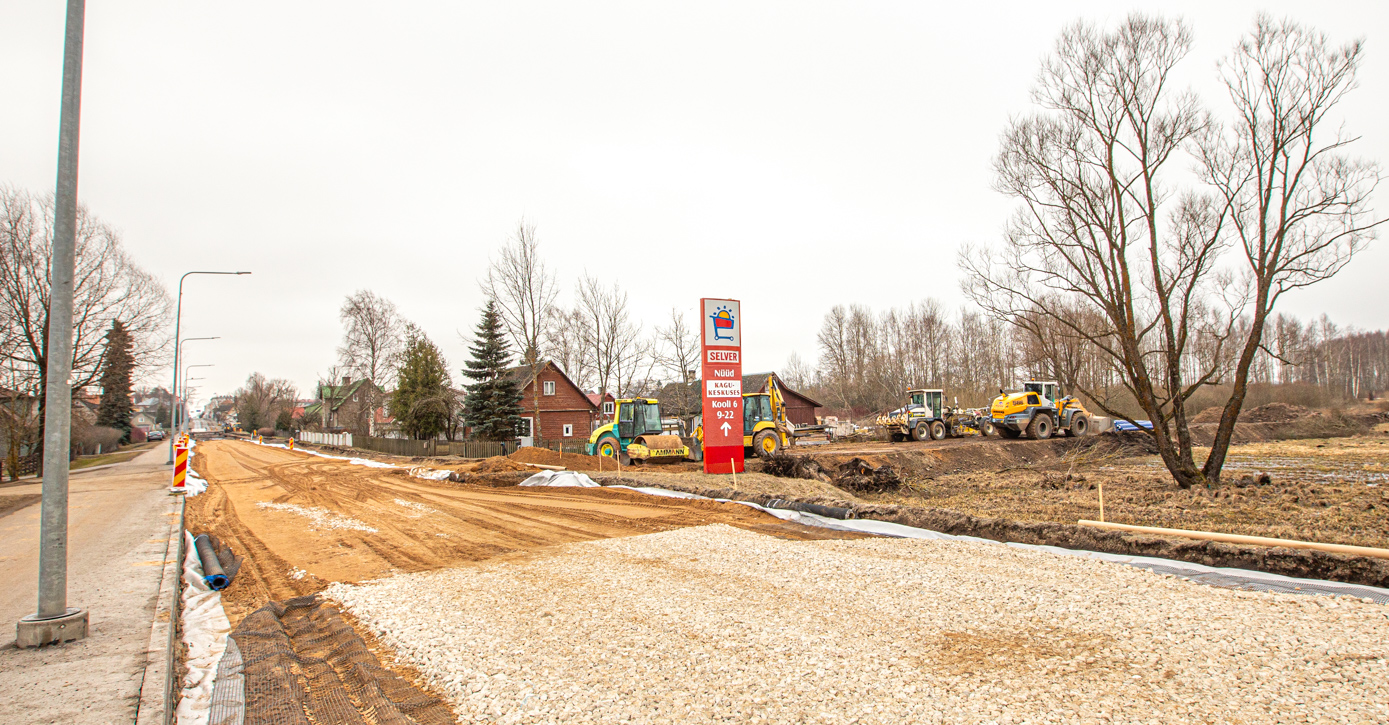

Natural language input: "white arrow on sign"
[720,422,732,434]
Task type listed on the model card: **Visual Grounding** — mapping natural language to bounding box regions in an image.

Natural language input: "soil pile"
[835,458,904,493]
[474,457,533,473]
[1242,402,1314,423]
[508,447,612,471]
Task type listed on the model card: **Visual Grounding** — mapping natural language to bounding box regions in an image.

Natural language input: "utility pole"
[17,0,89,647]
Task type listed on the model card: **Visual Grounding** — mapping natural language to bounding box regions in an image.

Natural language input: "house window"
[543,380,556,396]
[603,401,613,415]
[563,424,573,437]
[518,417,533,437]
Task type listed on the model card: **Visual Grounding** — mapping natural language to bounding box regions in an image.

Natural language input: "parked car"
[147,430,166,441]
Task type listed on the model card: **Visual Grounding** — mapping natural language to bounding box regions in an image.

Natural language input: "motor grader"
[989,381,1092,439]
[877,389,995,441]
[587,398,690,465]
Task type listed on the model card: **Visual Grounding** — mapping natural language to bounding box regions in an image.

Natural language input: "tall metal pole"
[167,272,247,464]
[17,0,89,646]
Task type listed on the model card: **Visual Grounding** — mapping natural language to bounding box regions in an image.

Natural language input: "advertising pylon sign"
[700,298,743,474]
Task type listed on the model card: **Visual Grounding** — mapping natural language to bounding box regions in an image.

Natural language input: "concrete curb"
[134,493,185,725]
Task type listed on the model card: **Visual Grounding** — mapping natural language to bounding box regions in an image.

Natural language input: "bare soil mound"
[474,456,533,473]
[508,447,613,471]
[1242,402,1314,423]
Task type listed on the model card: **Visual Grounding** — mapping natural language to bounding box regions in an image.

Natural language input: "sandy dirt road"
[188,439,866,624]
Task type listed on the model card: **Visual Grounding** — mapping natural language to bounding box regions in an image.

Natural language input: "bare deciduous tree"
[1196,14,1383,476]
[234,372,296,433]
[654,307,700,414]
[544,306,593,390]
[483,219,559,366]
[0,186,171,398]
[962,13,1378,488]
[961,14,1236,488]
[338,290,406,434]
[576,275,647,399]
[482,220,559,437]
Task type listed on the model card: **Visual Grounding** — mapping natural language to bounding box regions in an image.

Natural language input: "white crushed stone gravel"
[255,501,378,532]
[327,524,1389,725]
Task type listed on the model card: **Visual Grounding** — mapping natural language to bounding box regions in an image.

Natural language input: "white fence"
[297,431,354,447]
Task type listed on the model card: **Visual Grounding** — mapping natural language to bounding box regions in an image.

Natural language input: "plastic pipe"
[193,535,230,590]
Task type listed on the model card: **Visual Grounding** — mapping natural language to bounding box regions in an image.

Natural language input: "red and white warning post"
[700,298,744,473]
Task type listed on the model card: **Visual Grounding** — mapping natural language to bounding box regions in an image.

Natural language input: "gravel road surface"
[330,525,1389,725]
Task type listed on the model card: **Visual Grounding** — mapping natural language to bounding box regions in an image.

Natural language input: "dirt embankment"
[1187,402,1380,445]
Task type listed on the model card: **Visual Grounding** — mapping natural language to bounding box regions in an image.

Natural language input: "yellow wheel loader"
[691,375,832,460]
[587,398,689,465]
[989,381,1093,439]
[877,389,995,441]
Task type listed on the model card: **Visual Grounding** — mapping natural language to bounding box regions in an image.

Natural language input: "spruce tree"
[462,301,523,441]
[96,320,135,443]
[390,325,453,440]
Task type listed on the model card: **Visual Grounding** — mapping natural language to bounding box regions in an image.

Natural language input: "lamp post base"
[16,607,88,648]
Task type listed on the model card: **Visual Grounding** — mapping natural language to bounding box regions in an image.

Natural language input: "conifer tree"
[462,301,523,441]
[390,324,453,440]
[96,320,135,442]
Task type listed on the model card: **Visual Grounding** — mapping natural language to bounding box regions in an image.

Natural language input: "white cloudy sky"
[2,1,1386,406]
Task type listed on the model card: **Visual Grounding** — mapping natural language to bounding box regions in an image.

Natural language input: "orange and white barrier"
[171,439,189,492]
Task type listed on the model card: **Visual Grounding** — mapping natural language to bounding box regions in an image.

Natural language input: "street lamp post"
[17,0,88,648]
[180,365,214,431]
[169,338,217,443]
[168,269,248,464]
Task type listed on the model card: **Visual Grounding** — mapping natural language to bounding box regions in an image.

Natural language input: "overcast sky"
[2,1,1386,407]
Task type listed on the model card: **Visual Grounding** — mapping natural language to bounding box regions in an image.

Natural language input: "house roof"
[505,361,598,411]
[741,372,824,408]
[653,372,823,415]
[585,392,615,407]
[316,379,376,412]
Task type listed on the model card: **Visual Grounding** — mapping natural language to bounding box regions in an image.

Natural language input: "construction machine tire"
[596,436,621,459]
[1026,414,1053,440]
[998,427,1021,439]
[930,421,947,440]
[980,421,996,436]
[1069,415,1090,437]
[752,430,781,458]
[912,422,930,442]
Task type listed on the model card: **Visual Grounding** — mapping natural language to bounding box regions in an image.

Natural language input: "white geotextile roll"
[176,531,232,725]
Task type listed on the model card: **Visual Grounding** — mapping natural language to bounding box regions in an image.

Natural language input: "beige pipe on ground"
[1077,520,1389,560]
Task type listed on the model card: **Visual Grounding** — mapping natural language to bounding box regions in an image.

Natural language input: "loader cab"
[907,389,944,419]
[742,393,774,436]
[616,399,663,442]
[1024,381,1061,405]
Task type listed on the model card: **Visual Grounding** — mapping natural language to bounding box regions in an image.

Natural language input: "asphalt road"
[0,446,179,725]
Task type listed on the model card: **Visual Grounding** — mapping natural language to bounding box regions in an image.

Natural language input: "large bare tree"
[1195,15,1382,477]
[576,275,647,400]
[337,290,405,434]
[961,14,1237,489]
[0,187,171,393]
[482,220,559,437]
[483,219,559,366]
[962,13,1378,488]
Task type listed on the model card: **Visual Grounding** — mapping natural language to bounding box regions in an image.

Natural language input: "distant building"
[305,376,386,436]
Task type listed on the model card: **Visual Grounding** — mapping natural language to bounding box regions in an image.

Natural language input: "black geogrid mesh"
[212,595,455,725]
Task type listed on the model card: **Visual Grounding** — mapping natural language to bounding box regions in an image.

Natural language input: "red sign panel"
[701,298,743,473]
